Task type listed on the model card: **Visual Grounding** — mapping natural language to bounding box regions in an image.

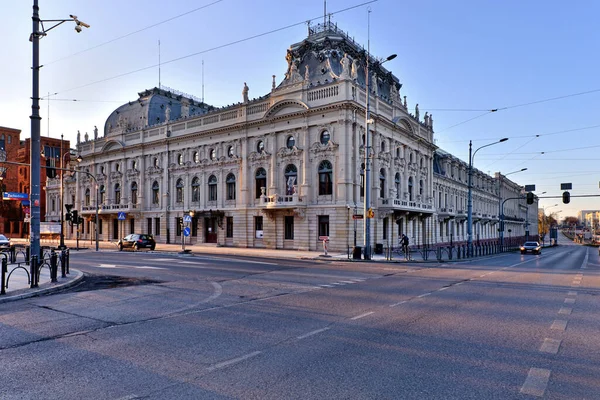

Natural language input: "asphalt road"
[0,234,598,399]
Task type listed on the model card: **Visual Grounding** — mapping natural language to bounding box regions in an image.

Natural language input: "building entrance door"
[205,217,217,243]
[113,219,119,240]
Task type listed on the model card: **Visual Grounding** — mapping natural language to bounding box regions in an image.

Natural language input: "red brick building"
[0,126,69,237]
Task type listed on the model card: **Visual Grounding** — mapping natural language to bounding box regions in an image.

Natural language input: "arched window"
[395,173,401,199]
[208,175,217,201]
[396,147,400,158]
[99,185,105,204]
[318,160,333,195]
[226,173,236,200]
[153,157,159,167]
[131,182,138,205]
[420,157,424,168]
[177,154,183,165]
[284,164,297,195]
[255,168,266,199]
[227,146,234,158]
[115,163,120,172]
[176,178,184,203]
[256,140,265,153]
[320,130,330,145]
[419,179,424,197]
[409,152,414,164]
[114,183,121,204]
[85,188,90,207]
[191,177,200,202]
[379,168,386,198]
[210,149,217,161]
[152,181,159,204]
[286,136,296,149]
[408,177,414,201]
[193,152,199,163]
[381,141,386,152]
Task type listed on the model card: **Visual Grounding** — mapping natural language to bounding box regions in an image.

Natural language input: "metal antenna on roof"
[158,39,161,89]
[202,59,205,104]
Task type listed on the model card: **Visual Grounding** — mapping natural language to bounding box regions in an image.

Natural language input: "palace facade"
[45,22,537,252]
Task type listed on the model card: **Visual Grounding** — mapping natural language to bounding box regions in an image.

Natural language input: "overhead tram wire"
[49,0,379,97]
[44,0,225,67]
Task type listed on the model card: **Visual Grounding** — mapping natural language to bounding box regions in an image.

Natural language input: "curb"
[0,269,84,304]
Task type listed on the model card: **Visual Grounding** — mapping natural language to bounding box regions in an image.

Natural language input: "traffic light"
[71,210,78,224]
[45,159,56,179]
[65,211,71,221]
[78,216,84,225]
[562,191,570,204]
[526,192,534,205]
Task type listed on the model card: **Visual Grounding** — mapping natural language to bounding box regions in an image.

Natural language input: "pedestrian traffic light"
[526,192,534,205]
[562,191,570,204]
[71,210,78,224]
[65,211,71,221]
[45,159,56,179]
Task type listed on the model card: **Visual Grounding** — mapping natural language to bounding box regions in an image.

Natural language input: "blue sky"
[2,0,599,218]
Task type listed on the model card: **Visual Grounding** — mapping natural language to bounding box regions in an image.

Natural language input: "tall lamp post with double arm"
[467,138,508,257]
[29,1,90,263]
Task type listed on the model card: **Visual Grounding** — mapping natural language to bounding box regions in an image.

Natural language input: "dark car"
[520,241,542,255]
[118,234,156,251]
[0,234,10,250]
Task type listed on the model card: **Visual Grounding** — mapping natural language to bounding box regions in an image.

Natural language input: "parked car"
[520,241,542,255]
[118,234,156,251]
[0,234,10,250]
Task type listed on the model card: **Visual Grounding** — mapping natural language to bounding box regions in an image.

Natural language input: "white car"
[0,234,11,250]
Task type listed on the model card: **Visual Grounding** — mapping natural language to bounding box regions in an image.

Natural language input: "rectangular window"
[191,217,198,237]
[255,216,263,231]
[176,217,182,236]
[154,217,160,236]
[318,215,329,237]
[209,185,217,201]
[226,216,233,238]
[147,218,152,235]
[227,181,235,200]
[284,216,294,240]
[99,220,103,235]
[383,217,388,240]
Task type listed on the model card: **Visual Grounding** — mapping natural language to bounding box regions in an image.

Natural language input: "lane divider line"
[351,312,374,320]
[539,338,562,354]
[417,293,431,298]
[550,320,568,331]
[389,300,407,307]
[567,291,577,296]
[206,351,262,372]
[564,298,575,305]
[558,307,572,315]
[520,368,551,397]
[297,327,330,340]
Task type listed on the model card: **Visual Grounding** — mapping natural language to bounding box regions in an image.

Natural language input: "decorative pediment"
[126,169,139,179]
[145,165,163,176]
[310,140,338,154]
[277,146,303,158]
[248,150,271,163]
[110,171,122,180]
[264,99,309,119]
[100,140,125,152]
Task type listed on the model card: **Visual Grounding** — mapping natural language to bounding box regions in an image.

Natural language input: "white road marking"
[564,298,575,304]
[320,285,334,288]
[539,338,562,354]
[97,264,116,268]
[520,368,551,397]
[350,312,374,320]
[206,351,261,372]
[558,307,572,315]
[551,320,568,331]
[135,266,166,270]
[567,291,577,296]
[297,327,330,340]
[417,293,431,298]
[144,258,172,262]
[438,287,449,291]
[341,281,357,284]
[390,300,407,307]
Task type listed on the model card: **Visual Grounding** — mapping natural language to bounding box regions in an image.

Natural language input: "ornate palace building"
[45,22,537,252]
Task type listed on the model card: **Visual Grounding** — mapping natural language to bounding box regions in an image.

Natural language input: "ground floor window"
[130,218,134,234]
[318,215,329,237]
[154,217,160,236]
[192,217,198,237]
[284,216,294,240]
[255,216,263,238]
[99,219,103,235]
[176,217,182,236]
[226,217,233,238]
[147,218,152,235]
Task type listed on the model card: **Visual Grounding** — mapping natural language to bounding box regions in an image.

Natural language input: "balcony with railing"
[379,197,434,214]
[259,192,305,209]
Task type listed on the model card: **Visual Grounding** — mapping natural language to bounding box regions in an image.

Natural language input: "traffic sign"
[183,227,191,237]
[352,214,364,220]
[183,215,192,223]
[367,208,375,218]
[117,212,126,220]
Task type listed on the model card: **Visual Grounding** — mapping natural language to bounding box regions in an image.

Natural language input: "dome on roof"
[103,87,212,137]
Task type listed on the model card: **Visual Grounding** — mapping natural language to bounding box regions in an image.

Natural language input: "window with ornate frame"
[256,140,265,153]
[152,181,159,204]
[176,178,184,203]
[114,183,121,204]
[99,185,105,204]
[286,136,295,149]
[226,173,236,200]
[255,168,266,199]
[320,130,330,145]
[191,177,200,202]
[85,188,90,207]
[208,175,217,201]
[379,168,386,198]
[284,164,297,195]
[318,160,333,195]
[131,182,138,205]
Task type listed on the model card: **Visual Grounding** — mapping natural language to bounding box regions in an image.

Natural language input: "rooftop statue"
[242,82,249,103]
[340,53,350,79]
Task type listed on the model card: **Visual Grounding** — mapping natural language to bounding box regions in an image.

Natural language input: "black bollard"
[30,255,38,288]
[25,246,30,265]
[60,250,66,278]
[50,250,58,283]
[9,245,16,263]
[1,255,7,295]
[65,249,70,274]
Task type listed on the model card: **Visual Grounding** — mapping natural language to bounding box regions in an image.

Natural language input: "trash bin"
[375,243,383,254]
[352,246,362,260]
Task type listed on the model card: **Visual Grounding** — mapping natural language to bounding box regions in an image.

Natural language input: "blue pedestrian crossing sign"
[117,212,126,220]
[183,227,191,237]
[183,215,192,223]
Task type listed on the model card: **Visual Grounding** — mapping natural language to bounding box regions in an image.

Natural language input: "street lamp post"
[29,1,89,263]
[467,138,508,257]
[541,203,558,246]
[363,9,396,260]
[497,168,528,249]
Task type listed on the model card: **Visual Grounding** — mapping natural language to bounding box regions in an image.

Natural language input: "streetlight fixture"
[363,9,396,260]
[467,138,508,257]
[29,1,90,264]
